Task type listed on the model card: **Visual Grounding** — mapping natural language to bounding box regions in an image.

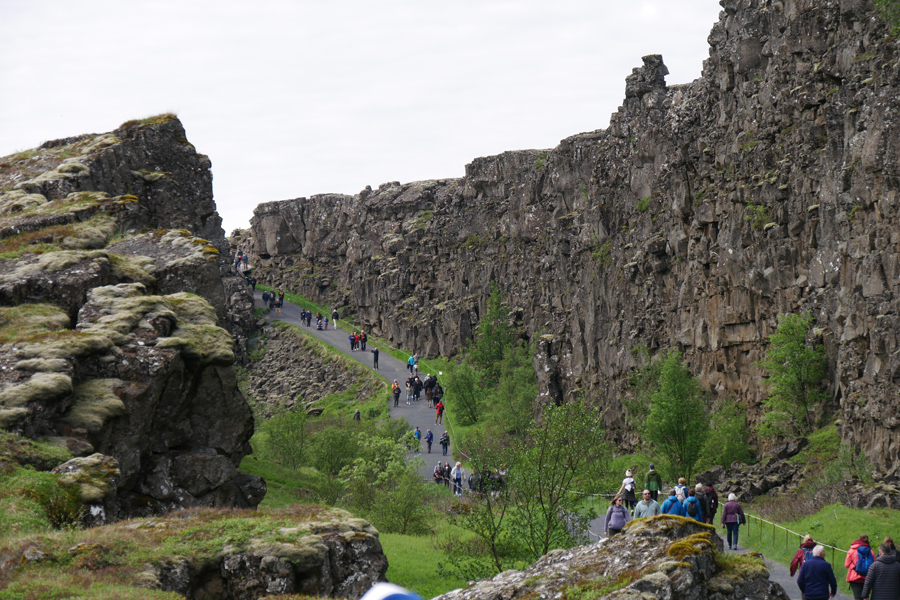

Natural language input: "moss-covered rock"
[433,517,787,600]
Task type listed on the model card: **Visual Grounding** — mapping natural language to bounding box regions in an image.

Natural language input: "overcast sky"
[1,1,722,233]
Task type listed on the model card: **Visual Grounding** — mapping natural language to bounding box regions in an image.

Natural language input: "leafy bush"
[695,397,752,473]
[257,406,308,469]
[757,312,827,439]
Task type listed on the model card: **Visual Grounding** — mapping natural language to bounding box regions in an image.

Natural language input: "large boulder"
[435,516,787,600]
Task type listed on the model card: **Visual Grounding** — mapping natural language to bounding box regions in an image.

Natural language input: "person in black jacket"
[862,543,900,600]
[798,545,837,600]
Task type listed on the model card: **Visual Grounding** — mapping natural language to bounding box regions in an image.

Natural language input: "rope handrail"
[744,512,848,555]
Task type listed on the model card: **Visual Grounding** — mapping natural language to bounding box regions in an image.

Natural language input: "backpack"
[855,546,874,576]
[675,485,687,503]
[802,548,814,564]
[686,500,698,517]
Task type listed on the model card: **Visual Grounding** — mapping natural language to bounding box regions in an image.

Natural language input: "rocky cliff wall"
[0,115,262,518]
[247,0,900,474]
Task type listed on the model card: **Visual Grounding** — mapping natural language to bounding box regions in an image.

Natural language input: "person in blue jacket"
[661,489,686,516]
[797,545,837,600]
[683,488,704,522]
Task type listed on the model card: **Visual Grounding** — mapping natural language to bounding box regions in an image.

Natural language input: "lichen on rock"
[434,517,787,600]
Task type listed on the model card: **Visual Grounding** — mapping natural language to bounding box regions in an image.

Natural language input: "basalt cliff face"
[247,0,900,473]
[0,115,262,519]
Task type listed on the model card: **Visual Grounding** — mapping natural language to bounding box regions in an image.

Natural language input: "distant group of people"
[604,468,738,543]
[347,331,367,351]
[234,251,249,273]
[432,463,505,497]
[261,289,285,316]
[391,374,444,409]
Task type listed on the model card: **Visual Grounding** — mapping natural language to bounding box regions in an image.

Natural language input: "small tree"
[443,432,518,580]
[695,397,752,473]
[508,397,604,562]
[485,343,537,437]
[642,350,709,480]
[472,283,515,384]
[259,406,308,469]
[757,312,827,439]
[445,361,484,425]
[308,422,359,504]
[339,431,433,534]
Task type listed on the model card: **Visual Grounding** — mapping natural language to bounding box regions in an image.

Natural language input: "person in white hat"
[616,469,638,510]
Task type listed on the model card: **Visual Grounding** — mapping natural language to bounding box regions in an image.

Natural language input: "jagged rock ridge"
[0,114,262,518]
[246,0,900,474]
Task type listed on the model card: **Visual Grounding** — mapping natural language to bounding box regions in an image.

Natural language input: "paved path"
[254,291,455,482]
[720,533,853,600]
[253,292,850,597]
[585,511,851,600]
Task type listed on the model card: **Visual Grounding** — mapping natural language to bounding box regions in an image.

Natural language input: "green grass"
[741,503,899,568]
[789,423,840,468]
[380,522,468,598]
[238,454,318,509]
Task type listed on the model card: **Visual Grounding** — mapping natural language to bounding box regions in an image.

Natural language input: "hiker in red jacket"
[790,534,817,577]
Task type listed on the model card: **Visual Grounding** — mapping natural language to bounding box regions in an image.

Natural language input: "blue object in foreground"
[360,583,425,600]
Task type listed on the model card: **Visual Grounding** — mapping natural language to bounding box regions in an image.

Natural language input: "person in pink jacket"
[845,534,873,600]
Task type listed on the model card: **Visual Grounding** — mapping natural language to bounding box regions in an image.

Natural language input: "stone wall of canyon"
[247,0,900,473]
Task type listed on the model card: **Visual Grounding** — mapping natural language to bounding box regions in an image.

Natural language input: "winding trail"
[253,291,853,599]
[254,291,454,482]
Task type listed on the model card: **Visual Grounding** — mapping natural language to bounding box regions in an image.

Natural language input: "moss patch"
[156,292,233,365]
[0,304,70,344]
[61,379,127,434]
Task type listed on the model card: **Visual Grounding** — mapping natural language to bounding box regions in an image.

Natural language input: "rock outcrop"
[0,115,263,518]
[246,322,388,416]
[1,506,388,599]
[435,516,787,600]
[246,0,900,474]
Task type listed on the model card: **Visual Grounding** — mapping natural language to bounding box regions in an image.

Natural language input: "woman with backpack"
[616,470,639,510]
[604,496,631,537]
[790,534,817,577]
[845,534,873,600]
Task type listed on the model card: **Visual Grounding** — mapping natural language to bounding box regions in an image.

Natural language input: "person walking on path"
[683,488,704,522]
[413,426,421,452]
[451,462,464,496]
[645,464,663,502]
[371,348,379,369]
[435,400,444,425]
[604,497,631,538]
[694,484,710,522]
[616,470,638,510]
[360,331,367,350]
[846,535,875,600]
[791,534,818,577]
[720,493,746,550]
[332,309,338,325]
[798,545,838,600]
[424,429,433,453]
[407,355,416,374]
[861,542,900,600]
[633,490,661,518]
[704,483,719,525]
[662,489,686,516]
[440,431,449,456]
[392,380,401,407]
